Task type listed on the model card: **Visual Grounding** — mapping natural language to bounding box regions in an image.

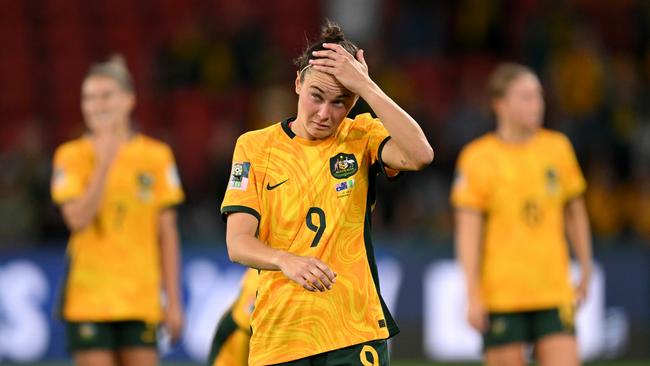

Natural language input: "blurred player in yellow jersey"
[207,269,258,366]
[51,55,184,366]
[452,63,593,366]
[220,21,433,366]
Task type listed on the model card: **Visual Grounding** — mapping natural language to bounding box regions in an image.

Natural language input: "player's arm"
[309,43,433,171]
[564,196,593,305]
[360,85,433,171]
[226,212,337,292]
[159,207,183,342]
[60,135,117,232]
[455,207,488,333]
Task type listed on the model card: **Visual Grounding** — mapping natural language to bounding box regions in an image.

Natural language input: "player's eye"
[311,93,323,102]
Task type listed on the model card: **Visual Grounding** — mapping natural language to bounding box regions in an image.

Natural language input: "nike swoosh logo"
[266,179,289,190]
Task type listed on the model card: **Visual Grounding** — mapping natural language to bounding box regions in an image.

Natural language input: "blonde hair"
[487,62,535,100]
[85,54,134,92]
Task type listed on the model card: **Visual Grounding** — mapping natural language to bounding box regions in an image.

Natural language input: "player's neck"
[496,122,536,144]
[290,118,321,141]
[114,121,135,142]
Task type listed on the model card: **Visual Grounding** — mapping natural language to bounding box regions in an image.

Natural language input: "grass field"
[7,361,649,366]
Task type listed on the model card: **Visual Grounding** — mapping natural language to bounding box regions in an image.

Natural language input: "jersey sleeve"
[155,145,185,208]
[220,135,262,222]
[558,135,586,201]
[51,144,86,204]
[364,115,401,180]
[450,145,489,211]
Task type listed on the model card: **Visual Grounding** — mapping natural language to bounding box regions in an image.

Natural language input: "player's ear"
[126,92,136,111]
[295,71,302,95]
[492,98,503,117]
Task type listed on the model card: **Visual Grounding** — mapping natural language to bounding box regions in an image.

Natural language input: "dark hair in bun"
[294,19,359,80]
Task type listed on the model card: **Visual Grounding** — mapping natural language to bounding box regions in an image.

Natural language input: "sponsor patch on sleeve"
[228,162,251,190]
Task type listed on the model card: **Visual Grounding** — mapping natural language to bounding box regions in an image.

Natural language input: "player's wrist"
[467,286,482,302]
[357,79,381,101]
[580,260,593,278]
[270,250,292,271]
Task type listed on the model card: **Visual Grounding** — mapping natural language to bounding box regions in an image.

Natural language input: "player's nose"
[316,104,333,123]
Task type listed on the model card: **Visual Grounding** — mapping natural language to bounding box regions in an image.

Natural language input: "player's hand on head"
[309,43,371,95]
[278,253,337,292]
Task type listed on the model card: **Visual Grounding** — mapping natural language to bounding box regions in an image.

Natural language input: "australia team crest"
[329,153,358,179]
[137,172,155,202]
[546,166,559,195]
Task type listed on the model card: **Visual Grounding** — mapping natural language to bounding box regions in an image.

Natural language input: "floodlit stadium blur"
[0,0,648,365]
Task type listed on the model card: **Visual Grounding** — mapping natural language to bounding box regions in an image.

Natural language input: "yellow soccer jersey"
[221,113,400,365]
[231,268,258,331]
[51,134,184,323]
[212,328,250,366]
[451,129,586,312]
[211,269,258,366]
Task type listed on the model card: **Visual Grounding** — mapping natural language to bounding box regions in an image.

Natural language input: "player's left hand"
[164,301,184,343]
[309,43,372,95]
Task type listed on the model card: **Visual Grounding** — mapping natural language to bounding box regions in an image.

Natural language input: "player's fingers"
[469,310,488,333]
[469,315,480,332]
[309,58,339,68]
[356,49,368,69]
[323,42,353,58]
[312,49,342,61]
[298,276,317,292]
[311,65,335,75]
[481,316,490,333]
[170,324,182,343]
[313,260,337,283]
[303,272,325,292]
[289,268,316,291]
[310,267,333,290]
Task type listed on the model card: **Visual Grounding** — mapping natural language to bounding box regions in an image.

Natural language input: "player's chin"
[309,125,334,139]
[523,118,542,130]
[530,120,543,130]
[88,115,114,128]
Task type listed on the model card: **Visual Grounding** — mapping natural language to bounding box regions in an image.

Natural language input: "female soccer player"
[220,21,433,365]
[51,56,184,366]
[452,63,593,366]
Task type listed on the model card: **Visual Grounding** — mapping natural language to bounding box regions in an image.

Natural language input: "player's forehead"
[303,70,353,99]
[506,73,541,94]
[82,75,122,95]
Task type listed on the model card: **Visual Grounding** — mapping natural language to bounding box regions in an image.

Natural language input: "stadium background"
[0,0,649,365]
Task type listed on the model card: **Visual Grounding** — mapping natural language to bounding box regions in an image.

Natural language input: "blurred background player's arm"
[564,196,593,305]
[455,208,488,333]
[159,207,184,342]
[61,133,118,232]
[226,212,336,292]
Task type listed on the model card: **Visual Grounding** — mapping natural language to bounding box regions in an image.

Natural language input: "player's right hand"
[467,296,489,333]
[92,129,120,167]
[277,253,337,292]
